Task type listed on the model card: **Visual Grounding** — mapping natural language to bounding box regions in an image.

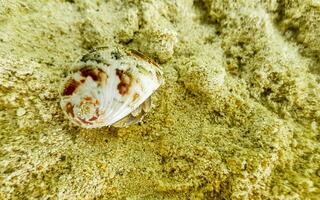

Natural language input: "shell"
[60,46,163,128]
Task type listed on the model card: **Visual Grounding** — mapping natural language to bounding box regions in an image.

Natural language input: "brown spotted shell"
[60,46,163,128]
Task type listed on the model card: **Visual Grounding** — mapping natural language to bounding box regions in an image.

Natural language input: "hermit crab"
[60,46,163,128]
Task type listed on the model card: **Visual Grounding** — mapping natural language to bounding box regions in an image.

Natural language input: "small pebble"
[311,121,317,131]
[16,108,26,116]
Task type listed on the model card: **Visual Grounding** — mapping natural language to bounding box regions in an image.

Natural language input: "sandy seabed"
[0,0,319,199]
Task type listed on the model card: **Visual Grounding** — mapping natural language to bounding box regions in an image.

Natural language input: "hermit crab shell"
[60,46,163,128]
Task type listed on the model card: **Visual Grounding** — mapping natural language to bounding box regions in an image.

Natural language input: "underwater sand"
[0,0,319,199]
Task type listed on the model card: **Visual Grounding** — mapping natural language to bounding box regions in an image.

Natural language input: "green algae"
[0,0,319,199]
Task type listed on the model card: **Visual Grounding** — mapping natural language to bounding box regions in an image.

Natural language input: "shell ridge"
[102,56,141,124]
[106,61,159,125]
[99,66,121,126]
[109,75,159,125]
[101,59,132,125]
[106,64,138,125]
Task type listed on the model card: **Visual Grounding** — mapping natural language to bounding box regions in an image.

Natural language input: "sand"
[0,0,319,199]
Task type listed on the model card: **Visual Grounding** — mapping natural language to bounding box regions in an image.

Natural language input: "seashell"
[60,46,163,128]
